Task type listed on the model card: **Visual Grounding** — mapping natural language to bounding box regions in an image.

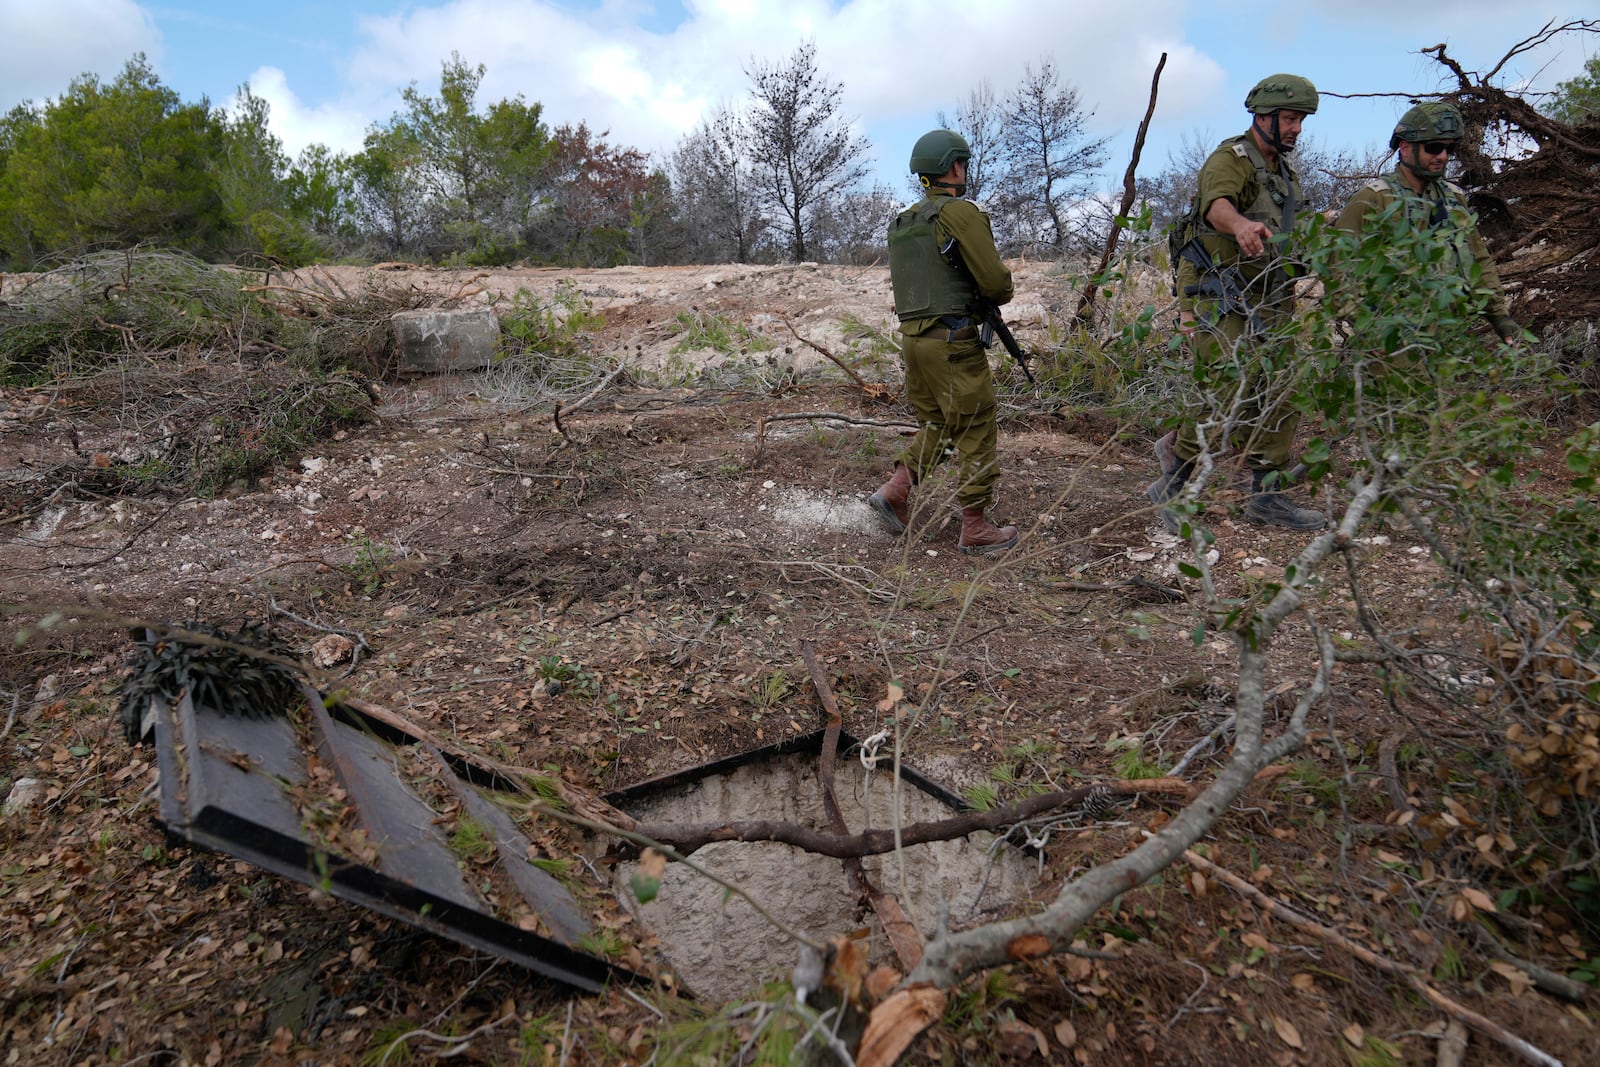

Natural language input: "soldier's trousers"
[1171,308,1299,473]
[897,327,1001,510]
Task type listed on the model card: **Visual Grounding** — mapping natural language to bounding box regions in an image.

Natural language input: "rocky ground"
[0,261,1592,1066]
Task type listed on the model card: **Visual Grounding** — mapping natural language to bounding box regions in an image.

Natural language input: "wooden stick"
[778,314,870,389]
[1176,843,1565,1067]
[1074,52,1166,326]
[802,640,924,970]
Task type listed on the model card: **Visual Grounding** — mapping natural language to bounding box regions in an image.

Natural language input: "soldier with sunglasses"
[1333,101,1521,343]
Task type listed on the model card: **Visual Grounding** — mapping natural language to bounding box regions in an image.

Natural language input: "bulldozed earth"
[1,259,1595,1066]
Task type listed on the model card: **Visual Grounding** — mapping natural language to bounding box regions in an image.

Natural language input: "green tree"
[348,124,425,253]
[0,55,226,263]
[284,143,359,240]
[214,86,296,258]
[384,53,554,257]
[1546,54,1600,124]
[0,103,44,261]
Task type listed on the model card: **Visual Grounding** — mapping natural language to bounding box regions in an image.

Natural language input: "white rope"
[858,729,891,769]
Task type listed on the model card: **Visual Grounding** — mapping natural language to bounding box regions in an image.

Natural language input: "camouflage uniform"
[887,195,1014,510]
[1334,174,1519,340]
[1172,132,1304,472]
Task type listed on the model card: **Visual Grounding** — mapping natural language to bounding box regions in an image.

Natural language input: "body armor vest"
[1195,134,1302,286]
[887,197,980,322]
[1373,174,1477,278]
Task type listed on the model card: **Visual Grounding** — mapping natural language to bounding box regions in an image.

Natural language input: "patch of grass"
[670,310,773,356]
[645,988,806,1067]
[1108,737,1164,780]
[1347,1033,1404,1067]
[576,928,626,958]
[501,282,605,360]
[963,781,1000,811]
[447,815,495,864]
[517,1013,563,1066]
[343,536,397,596]
[749,668,791,711]
[1286,759,1342,804]
[838,313,900,368]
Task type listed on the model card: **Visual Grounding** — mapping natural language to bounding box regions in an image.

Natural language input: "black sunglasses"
[1420,141,1457,156]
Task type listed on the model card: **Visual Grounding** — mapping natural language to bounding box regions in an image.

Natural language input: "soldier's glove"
[1491,314,1522,342]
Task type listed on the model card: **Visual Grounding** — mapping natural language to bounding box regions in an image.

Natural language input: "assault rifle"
[975,299,1036,385]
[1174,238,1268,340]
[936,233,1037,384]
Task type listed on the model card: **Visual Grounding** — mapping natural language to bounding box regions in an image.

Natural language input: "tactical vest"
[1371,174,1477,277]
[887,197,980,322]
[1194,134,1302,282]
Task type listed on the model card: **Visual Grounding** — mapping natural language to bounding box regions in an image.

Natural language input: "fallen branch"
[778,313,871,388]
[803,640,923,971]
[553,358,629,443]
[1469,924,1590,1003]
[1177,841,1565,1067]
[1048,576,1185,601]
[752,411,917,466]
[631,778,1191,858]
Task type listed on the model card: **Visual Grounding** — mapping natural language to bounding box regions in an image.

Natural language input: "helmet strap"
[1397,144,1445,185]
[1257,111,1293,155]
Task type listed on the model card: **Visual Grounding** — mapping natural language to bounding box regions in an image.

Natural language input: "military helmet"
[1389,101,1465,149]
[1244,74,1319,115]
[909,129,972,176]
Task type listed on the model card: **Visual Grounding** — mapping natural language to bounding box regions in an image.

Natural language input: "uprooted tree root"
[1419,21,1600,326]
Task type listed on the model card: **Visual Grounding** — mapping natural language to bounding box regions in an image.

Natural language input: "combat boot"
[1153,430,1179,476]
[868,463,914,534]
[1147,460,1195,534]
[958,507,1019,556]
[1244,469,1325,531]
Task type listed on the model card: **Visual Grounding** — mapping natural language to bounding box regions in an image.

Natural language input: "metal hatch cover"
[144,681,644,994]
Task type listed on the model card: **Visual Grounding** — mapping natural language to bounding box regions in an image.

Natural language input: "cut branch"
[630,778,1192,858]
[778,313,870,388]
[1180,843,1565,1067]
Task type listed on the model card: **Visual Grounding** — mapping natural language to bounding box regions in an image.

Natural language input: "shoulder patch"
[1441,180,1467,197]
[1364,178,1389,192]
[1231,143,1249,158]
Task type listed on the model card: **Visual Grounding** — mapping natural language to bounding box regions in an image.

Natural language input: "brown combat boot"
[958,507,1019,556]
[868,463,914,534]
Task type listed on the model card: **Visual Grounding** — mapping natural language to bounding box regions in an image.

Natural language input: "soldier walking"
[869,129,1019,556]
[1150,75,1326,534]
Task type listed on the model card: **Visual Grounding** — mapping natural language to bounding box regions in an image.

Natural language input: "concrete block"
[391,309,500,374]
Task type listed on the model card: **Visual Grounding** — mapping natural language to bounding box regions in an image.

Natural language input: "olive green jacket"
[1174,130,1304,320]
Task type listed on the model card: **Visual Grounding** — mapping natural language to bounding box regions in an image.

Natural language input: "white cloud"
[239,67,372,161]
[0,0,161,110]
[306,0,1228,174]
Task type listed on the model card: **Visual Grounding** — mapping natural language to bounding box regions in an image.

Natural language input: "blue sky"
[1,1,1592,198]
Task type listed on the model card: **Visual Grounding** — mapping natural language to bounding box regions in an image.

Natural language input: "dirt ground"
[0,261,1593,1066]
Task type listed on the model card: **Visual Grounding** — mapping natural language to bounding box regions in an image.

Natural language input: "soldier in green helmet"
[1149,74,1326,534]
[868,128,1019,555]
[1332,101,1521,342]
